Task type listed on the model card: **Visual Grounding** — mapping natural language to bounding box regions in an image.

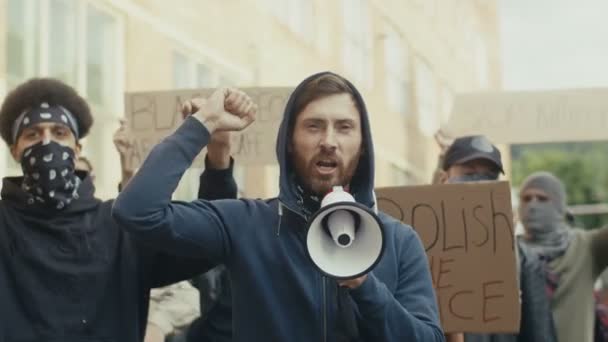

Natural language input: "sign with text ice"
[376,181,520,333]
[445,88,608,143]
[124,87,293,170]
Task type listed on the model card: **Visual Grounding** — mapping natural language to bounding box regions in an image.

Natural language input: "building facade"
[0,0,502,200]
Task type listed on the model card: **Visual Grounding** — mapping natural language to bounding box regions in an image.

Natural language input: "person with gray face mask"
[519,171,608,342]
[436,135,557,342]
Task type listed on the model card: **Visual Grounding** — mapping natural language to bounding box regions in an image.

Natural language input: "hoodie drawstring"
[277,203,283,237]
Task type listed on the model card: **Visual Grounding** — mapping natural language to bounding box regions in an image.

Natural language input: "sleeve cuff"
[203,155,234,174]
[168,116,212,161]
[349,272,391,315]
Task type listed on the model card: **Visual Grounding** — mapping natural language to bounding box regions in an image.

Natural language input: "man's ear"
[438,170,449,184]
[74,142,82,158]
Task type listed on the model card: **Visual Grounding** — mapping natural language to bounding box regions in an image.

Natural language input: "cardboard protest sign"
[376,181,520,333]
[124,87,293,170]
[444,88,608,144]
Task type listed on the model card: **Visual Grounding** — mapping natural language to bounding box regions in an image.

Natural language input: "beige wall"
[0,0,502,198]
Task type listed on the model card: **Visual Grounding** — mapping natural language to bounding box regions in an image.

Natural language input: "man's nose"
[41,129,52,144]
[320,129,337,151]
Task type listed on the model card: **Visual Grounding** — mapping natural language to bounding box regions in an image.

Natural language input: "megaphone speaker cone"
[306,201,385,280]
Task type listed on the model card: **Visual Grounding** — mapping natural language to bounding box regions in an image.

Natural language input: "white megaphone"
[306,186,385,280]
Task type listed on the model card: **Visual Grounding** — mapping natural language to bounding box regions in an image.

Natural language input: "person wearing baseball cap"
[439,135,504,184]
[436,135,557,342]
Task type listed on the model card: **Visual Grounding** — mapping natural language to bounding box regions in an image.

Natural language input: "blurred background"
[0,0,606,228]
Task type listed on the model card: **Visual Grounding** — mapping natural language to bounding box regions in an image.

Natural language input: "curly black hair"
[0,78,93,145]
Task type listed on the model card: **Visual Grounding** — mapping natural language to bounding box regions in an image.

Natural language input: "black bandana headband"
[11,102,80,143]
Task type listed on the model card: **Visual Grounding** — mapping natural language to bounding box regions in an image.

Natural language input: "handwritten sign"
[376,181,520,333]
[444,88,608,143]
[124,87,293,170]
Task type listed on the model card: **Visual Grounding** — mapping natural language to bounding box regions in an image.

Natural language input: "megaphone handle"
[336,285,360,339]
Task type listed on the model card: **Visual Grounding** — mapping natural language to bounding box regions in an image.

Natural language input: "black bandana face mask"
[20,140,81,210]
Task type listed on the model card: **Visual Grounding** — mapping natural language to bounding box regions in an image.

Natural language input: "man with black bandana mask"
[437,135,557,342]
[0,78,246,341]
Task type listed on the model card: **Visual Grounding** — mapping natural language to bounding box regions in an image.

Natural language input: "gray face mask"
[521,201,563,236]
[520,201,571,260]
[447,173,497,184]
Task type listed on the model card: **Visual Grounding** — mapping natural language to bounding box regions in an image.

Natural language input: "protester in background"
[113,118,135,190]
[74,119,134,188]
[113,72,444,341]
[435,135,557,342]
[0,78,242,341]
[519,171,608,342]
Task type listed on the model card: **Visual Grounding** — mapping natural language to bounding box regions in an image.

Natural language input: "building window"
[48,0,77,85]
[271,0,314,41]
[384,26,410,115]
[4,0,123,191]
[414,57,439,136]
[171,51,247,199]
[173,52,193,88]
[86,5,119,110]
[6,0,41,88]
[197,64,213,87]
[342,0,373,88]
[173,52,222,88]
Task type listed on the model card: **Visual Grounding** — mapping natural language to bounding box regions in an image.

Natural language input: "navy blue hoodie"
[113,72,444,342]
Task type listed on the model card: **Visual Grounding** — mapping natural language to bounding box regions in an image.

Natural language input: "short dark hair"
[291,73,359,118]
[0,78,93,145]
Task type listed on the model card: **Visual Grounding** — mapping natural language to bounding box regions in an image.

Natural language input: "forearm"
[119,154,134,189]
[352,274,444,341]
[144,323,166,342]
[112,117,230,259]
[198,156,238,200]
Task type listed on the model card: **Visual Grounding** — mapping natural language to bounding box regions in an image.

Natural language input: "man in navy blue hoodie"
[113,72,444,342]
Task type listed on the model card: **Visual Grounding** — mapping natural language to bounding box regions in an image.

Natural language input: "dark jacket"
[0,167,232,342]
[465,239,557,342]
[113,71,444,342]
[186,159,238,342]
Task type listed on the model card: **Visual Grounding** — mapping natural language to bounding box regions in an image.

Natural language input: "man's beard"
[292,150,361,196]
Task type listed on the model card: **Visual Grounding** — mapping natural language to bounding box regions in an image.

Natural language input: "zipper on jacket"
[323,275,327,342]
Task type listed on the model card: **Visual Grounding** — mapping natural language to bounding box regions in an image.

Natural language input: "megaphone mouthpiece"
[326,209,357,248]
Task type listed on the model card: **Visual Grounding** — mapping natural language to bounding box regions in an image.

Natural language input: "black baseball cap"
[442,135,504,174]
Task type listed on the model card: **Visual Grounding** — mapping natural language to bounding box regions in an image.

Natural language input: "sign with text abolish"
[376,181,520,333]
[445,88,608,143]
[124,87,293,170]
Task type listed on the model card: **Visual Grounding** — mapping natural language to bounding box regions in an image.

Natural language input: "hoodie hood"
[276,71,375,217]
